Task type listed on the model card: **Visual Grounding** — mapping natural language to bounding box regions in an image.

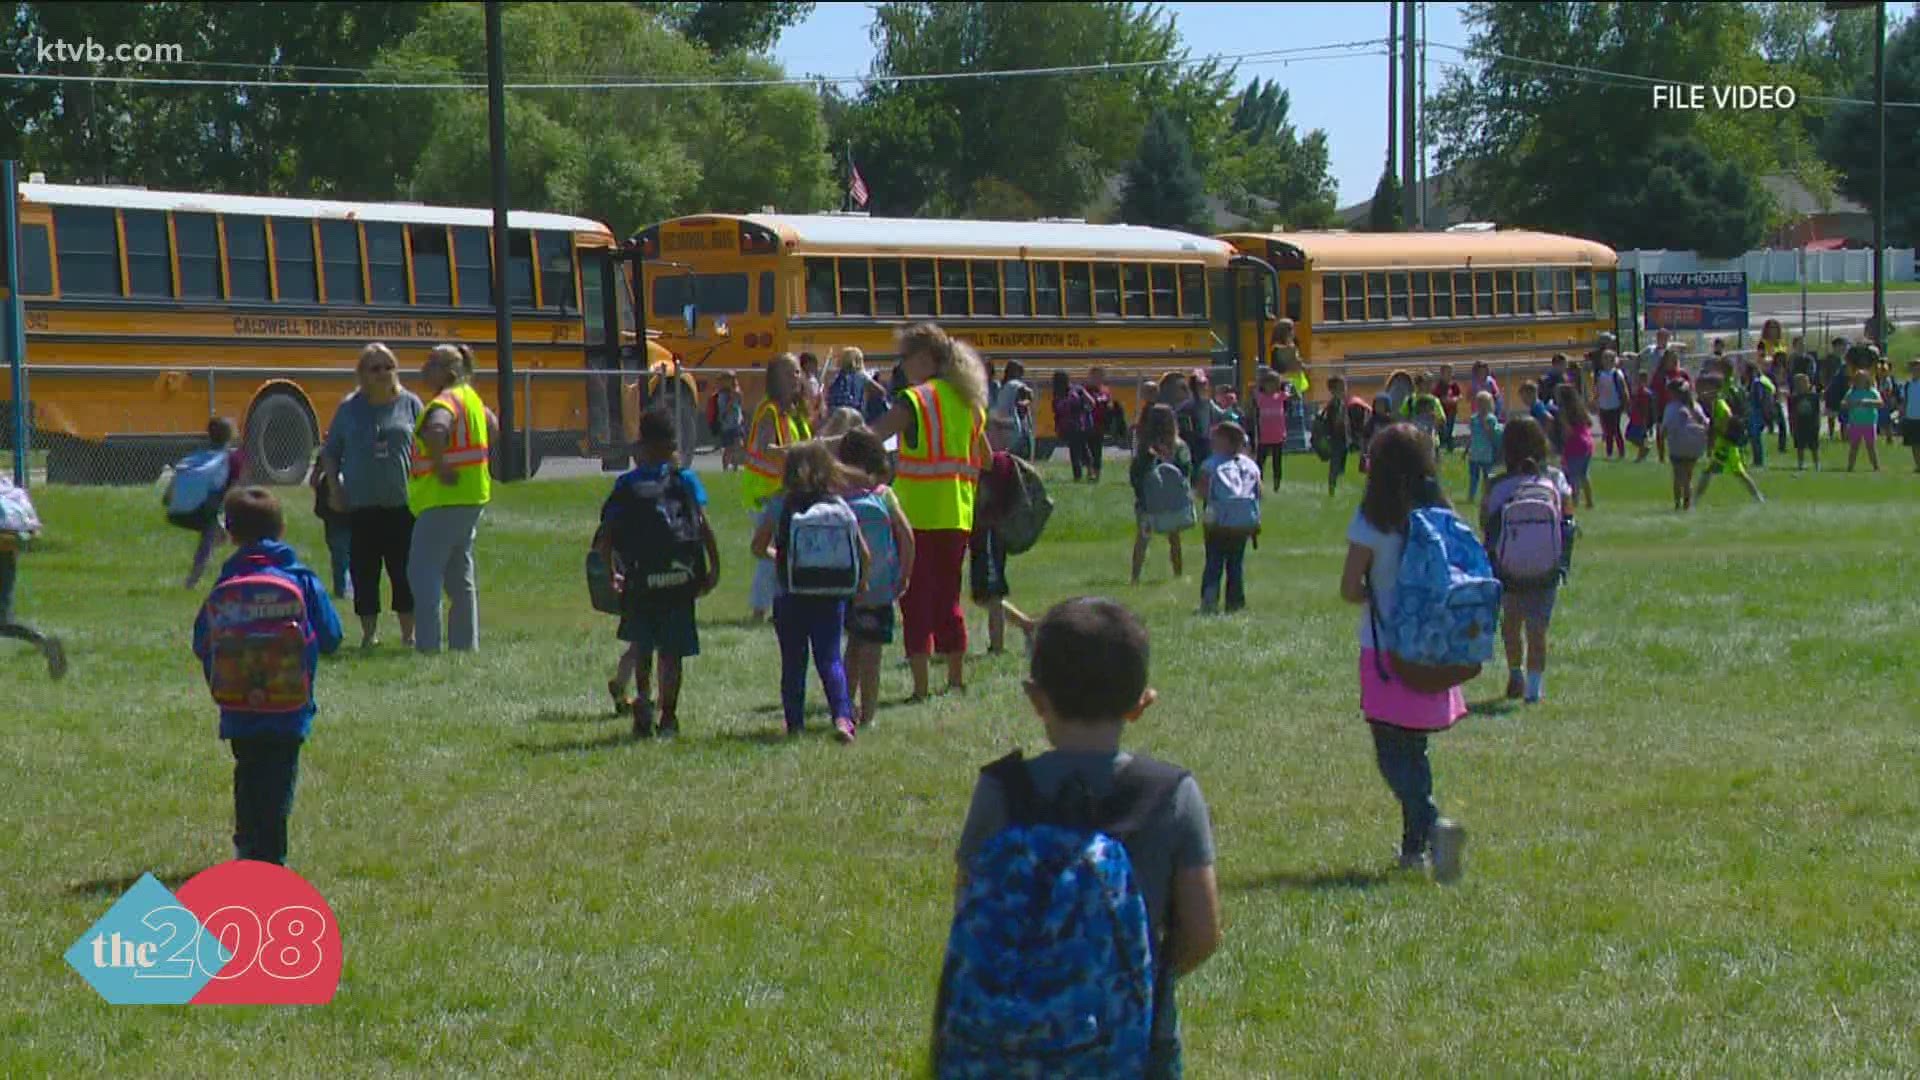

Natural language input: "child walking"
[1465,391,1503,503]
[750,441,870,742]
[972,447,1038,653]
[1195,421,1263,614]
[0,472,67,678]
[308,451,352,600]
[1694,373,1765,505]
[1130,403,1194,584]
[1554,384,1596,509]
[1314,376,1357,496]
[1790,373,1823,470]
[598,410,720,738]
[191,487,343,864]
[711,375,747,471]
[1253,368,1290,490]
[1662,383,1709,510]
[1843,368,1884,472]
[837,430,914,727]
[1339,424,1467,878]
[170,417,243,589]
[1626,369,1656,462]
[1480,417,1572,704]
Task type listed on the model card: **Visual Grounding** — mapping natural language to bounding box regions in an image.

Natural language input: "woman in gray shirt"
[321,343,424,648]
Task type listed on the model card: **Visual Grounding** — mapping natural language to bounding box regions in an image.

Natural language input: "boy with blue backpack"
[1194,421,1263,614]
[168,417,243,589]
[191,487,343,865]
[939,597,1220,1080]
[836,429,914,728]
[598,409,720,739]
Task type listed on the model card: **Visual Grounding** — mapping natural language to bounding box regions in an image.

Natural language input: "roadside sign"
[1643,271,1748,331]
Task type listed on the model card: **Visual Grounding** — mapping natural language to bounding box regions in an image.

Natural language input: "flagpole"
[844,141,852,213]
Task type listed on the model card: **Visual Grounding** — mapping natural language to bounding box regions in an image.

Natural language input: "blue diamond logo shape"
[65,873,229,1005]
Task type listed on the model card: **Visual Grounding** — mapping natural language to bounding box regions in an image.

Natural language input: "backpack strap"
[982,751,1041,825]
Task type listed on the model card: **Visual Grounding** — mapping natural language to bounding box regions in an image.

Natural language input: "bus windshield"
[652,272,749,317]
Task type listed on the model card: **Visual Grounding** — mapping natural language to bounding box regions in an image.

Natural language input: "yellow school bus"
[5,182,640,482]
[622,212,1277,448]
[1216,229,1620,403]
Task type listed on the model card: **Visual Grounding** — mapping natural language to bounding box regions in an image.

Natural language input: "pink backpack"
[1490,476,1564,588]
[202,564,314,713]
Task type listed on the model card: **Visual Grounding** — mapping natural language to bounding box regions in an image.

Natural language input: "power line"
[1,39,1384,92]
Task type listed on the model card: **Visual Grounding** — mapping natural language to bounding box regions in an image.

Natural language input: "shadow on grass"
[531,707,617,724]
[68,869,200,897]
[512,732,634,755]
[706,616,775,629]
[1225,868,1395,893]
[1466,698,1520,718]
[709,728,799,747]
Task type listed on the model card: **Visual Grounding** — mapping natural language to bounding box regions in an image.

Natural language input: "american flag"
[848,160,870,209]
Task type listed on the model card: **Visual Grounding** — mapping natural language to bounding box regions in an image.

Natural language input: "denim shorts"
[845,603,895,645]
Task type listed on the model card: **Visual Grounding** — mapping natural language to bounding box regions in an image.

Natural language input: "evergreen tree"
[1367,163,1404,231]
[1118,111,1207,232]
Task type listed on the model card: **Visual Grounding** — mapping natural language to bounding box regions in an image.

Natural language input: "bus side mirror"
[683,303,697,333]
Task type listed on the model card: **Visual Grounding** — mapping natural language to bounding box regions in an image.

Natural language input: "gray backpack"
[1140,455,1195,533]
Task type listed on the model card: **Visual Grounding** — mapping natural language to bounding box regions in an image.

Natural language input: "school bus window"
[538,230,576,311]
[759,270,775,315]
[19,223,52,296]
[1493,270,1514,316]
[1574,268,1593,312]
[1149,264,1175,317]
[1364,272,1387,321]
[506,230,536,310]
[1534,268,1555,314]
[1449,271,1472,318]
[1387,272,1409,320]
[1284,282,1303,323]
[1122,264,1149,317]
[363,223,409,305]
[905,258,936,315]
[122,210,173,299]
[839,257,872,316]
[971,261,1001,316]
[653,271,749,317]
[583,267,606,345]
[1430,273,1452,318]
[938,259,969,316]
[319,220,363,305]
[453,226,492,307]
[1178,264,1204,318]
[1320,274,1341,322]
[1032,262,1062,316]
[54,206,121,296]
[804,258,836,313]
[1002,260,1030,316]
[410,225,453,306]
[272,218,318,303]
[1515,270,1535,315]
[224,216,269,301]
[1473,272,1495,319]
[1093,263,1120,316]
[1409,272,1430,319]
[1065,262,1093,317]
[1341,273,1365,322]
[1555,269,1576,314]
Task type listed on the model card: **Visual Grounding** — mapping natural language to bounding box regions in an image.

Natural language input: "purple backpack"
[1490,476,1565,588]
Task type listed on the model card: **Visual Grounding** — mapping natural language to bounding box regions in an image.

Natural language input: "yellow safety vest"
[892,378,984,532]
[740,399,811,509]
[408,383,492,514]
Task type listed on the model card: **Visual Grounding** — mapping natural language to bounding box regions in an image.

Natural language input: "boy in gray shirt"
[952,597,1221,1078]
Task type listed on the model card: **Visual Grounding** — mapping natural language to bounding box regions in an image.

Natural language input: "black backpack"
[608,469,707,603]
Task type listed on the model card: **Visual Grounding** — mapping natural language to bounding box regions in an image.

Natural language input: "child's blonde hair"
[1473,390,1494,411]
[781,439,855,497]
[817,406,865,438]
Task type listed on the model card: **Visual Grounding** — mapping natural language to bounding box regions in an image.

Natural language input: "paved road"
[1747,289,1918,335]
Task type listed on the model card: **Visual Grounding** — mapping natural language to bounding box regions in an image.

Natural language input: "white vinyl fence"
[1620,248,1915,285]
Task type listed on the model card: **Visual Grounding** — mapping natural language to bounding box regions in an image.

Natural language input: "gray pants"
[407,504,483,653]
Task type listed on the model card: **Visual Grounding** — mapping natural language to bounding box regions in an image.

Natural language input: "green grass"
[6,448,1920,1075]
[1749,281,1920,294]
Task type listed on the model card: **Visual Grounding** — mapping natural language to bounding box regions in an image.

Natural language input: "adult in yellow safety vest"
[869,322,990,699]
[407,343,496,654]
[742,353,812,621]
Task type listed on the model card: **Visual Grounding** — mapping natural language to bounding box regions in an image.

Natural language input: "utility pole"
[1387,3,1397,179]
[1419,1,1430,228]
[1400,0,1418,229]
[1873,0,1887,347]
[484,0,517,480]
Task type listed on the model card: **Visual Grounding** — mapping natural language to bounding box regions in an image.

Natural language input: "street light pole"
[485,0,518,480]
[1873,0,1887,347]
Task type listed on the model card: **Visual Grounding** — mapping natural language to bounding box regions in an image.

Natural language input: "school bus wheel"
[244,389,319,485]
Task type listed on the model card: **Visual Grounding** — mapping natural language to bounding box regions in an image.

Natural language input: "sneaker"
[1394,850,1429,872]
[41,636,67,680]
[1504,672,1524,700]
[631,700,655,739]
[1431,819,1466,884]
[833,717,857,744]
[607,680,631,717]
[656,718,680,740]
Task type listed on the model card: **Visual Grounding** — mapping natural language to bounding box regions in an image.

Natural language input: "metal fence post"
[207,368,217,419]
[523,369,533,478]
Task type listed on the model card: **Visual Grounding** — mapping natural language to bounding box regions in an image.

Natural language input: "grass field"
[6,445,1920,1076]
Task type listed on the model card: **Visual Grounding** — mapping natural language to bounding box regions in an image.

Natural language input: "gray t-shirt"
[323,390,423,510]
[954,749,1215,1039]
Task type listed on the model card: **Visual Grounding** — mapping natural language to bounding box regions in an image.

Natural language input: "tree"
[1211,77,1338,228]
[1366,164,1404,231]
[1593,138,1767,257]
[1118,111,1206,231]
[638,2,816,54]
[1824,15,1920,245]
[1427,2,1816,248]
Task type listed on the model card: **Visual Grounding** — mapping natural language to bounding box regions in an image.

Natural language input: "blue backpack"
[167,449,231,517]
[934,753,1186,1080]
[1369,506,1502,693]
[847,487,901,606]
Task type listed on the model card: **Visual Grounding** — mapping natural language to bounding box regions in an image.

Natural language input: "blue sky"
[773,2,1471,206]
